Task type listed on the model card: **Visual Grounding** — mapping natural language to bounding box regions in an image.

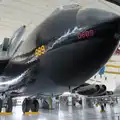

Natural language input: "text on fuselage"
[78,30,94,39]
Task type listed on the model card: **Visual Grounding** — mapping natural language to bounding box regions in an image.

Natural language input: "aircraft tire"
[6,97,13,112]
[0,99,2,112]
[31,99,39,112]
[22,98,31,113]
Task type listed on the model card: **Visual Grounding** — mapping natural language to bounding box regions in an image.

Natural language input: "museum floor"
[0,104,120,120]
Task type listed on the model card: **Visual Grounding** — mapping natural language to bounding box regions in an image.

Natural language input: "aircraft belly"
[23,73,69,95]
[39,37,118,86]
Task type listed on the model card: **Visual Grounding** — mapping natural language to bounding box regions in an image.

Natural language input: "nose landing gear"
[0,97,13,113]
[22,98,39,113]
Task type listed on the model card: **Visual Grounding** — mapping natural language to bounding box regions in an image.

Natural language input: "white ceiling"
[0,0,82,41]
[0,0,120,42]
[0,0,58,41]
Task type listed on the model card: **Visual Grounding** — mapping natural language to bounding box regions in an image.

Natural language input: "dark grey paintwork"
[0,6,119,96]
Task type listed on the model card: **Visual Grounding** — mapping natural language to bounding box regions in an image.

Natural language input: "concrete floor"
[0,104,120,120]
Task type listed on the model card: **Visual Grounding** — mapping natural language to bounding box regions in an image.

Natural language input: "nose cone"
[36,8,120,86]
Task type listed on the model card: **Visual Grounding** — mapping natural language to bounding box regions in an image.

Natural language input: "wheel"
[0,99,2,112]
[22,98,31,113]
[31,99,39,112]
[6,98,13,112]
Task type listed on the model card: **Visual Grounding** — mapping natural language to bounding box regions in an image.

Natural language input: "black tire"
[22,98,31,113]
[6,98,13,112]
[31,99,39,112]
[0,99,2,112]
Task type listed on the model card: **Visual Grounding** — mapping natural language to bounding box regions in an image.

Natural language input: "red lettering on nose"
[90,30,94,36]
[78,30,94,39]
[81,33,85,38]
[85,31,89,37]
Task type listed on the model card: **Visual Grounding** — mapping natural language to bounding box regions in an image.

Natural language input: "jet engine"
[77,84,100,95]
[93,85,106,96]
[76,84,106,96]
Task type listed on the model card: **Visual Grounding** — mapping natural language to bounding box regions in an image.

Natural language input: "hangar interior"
[0,0,120,120]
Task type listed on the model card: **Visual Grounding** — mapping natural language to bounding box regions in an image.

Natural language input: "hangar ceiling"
[0,0,120,92]
[0,0,120,42]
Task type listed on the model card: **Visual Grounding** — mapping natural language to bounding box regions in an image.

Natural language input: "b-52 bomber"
[0,2,119,113]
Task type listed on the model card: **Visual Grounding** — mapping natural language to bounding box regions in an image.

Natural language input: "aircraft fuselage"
[0,7,120,95]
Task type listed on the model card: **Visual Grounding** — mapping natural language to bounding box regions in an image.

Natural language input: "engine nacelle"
[77,84,107,96]
[93,85,106,96]
[77,84,100,95]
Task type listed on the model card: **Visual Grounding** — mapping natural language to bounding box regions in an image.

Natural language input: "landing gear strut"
[0,92,13,113]
[6,97,13,112]
[0,99,2,112]
[100,104,105,112]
